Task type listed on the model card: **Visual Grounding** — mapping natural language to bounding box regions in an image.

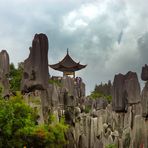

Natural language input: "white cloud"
[0,0,147,94]
[79,4,100,20]
[62,1,107,32]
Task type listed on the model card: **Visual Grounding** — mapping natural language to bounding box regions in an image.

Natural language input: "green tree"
[89,91,112,103]
[0,93,68,148]
[0,93,36,147]
[9,63,23,92]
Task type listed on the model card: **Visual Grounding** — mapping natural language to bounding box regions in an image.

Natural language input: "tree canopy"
[9,63,23,92]
[0,93,68,148]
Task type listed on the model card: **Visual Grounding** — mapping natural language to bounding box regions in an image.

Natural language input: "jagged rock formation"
[47,76,85,108]
[21,33,49,92]
[112,73,126,112]
[141,64,148,81]
[141,64,148,119]
[0,50,10,97]
[141,81,148,118]
[20,33,50,123]
[125,72,140,104]
[18,34,148,147]
[112,71,140,112]
[131,115,148,148]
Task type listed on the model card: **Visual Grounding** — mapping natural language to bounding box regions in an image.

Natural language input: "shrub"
[84,105,91,113]
[9,63,23,92]
[0,94,68,148]
[89,91,103,99]
[105,144,117,148]
[0,94,36,147]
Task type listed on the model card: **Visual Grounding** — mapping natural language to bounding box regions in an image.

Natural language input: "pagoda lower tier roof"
[49,51,87,72]
[49,63,86,72]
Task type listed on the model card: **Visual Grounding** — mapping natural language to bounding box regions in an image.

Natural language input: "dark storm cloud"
[0,0,148,94]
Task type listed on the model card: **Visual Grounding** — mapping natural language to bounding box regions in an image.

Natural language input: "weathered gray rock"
[95,98,108,110]
[80,82,86,97]
[61,76,85,99]
[132,103,142,116]
[141,64,148,81]
[64,92,77,107]
[0,50,10,97]
[24,91,44,124]
[90,117,98,148]
[124,106,133,129]
[21,33,49,92]
[141,81,148,118]
[64,128,77,148]
[93,139,103,148]
[124,72,140,104]
[112,73,127,112]
[78,134,88,148]
[62,76,75,96]
[131,115,144,148]
[48,84,59,107]
[112,72,140,112]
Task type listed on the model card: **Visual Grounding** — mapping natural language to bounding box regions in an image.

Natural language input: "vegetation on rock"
[48,79,62,87]
[105,144,117,148]
[88,82,112,103]
[89,91,112,103]
[84,105,91,113]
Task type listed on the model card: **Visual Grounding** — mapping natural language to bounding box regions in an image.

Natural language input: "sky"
[0,0,148,94]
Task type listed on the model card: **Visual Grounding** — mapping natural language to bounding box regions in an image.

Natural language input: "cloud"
[0,0,148,94]
[138,32,148,65]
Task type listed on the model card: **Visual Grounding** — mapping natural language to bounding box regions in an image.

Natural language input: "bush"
[105,144,116,148]
[89,91,103,99]
[84,105,91,113]
[9,63,23,92]
[0,94,36,147]
[0,94,68,148]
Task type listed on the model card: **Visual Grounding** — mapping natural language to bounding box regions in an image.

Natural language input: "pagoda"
[49,49,87,77]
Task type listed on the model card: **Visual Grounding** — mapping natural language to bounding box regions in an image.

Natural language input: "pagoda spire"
[67,48,69,55]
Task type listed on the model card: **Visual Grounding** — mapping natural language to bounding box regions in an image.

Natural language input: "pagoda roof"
[49,50,87,72]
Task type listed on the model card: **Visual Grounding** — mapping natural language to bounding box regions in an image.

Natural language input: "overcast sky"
[0,0,148,94]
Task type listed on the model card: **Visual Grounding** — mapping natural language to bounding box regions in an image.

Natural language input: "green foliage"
[0,94,68,148]
[9,63,23,92]
[0,94,36,147]
[84,105,91,113]
[89,91,104,99]
[29,116,68,148]
[48,79,62,87]
[89,91,112,103]
[105,144,117,148]
[90,81,112,103]
[123,133,131,148]
[105,95,112,103]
